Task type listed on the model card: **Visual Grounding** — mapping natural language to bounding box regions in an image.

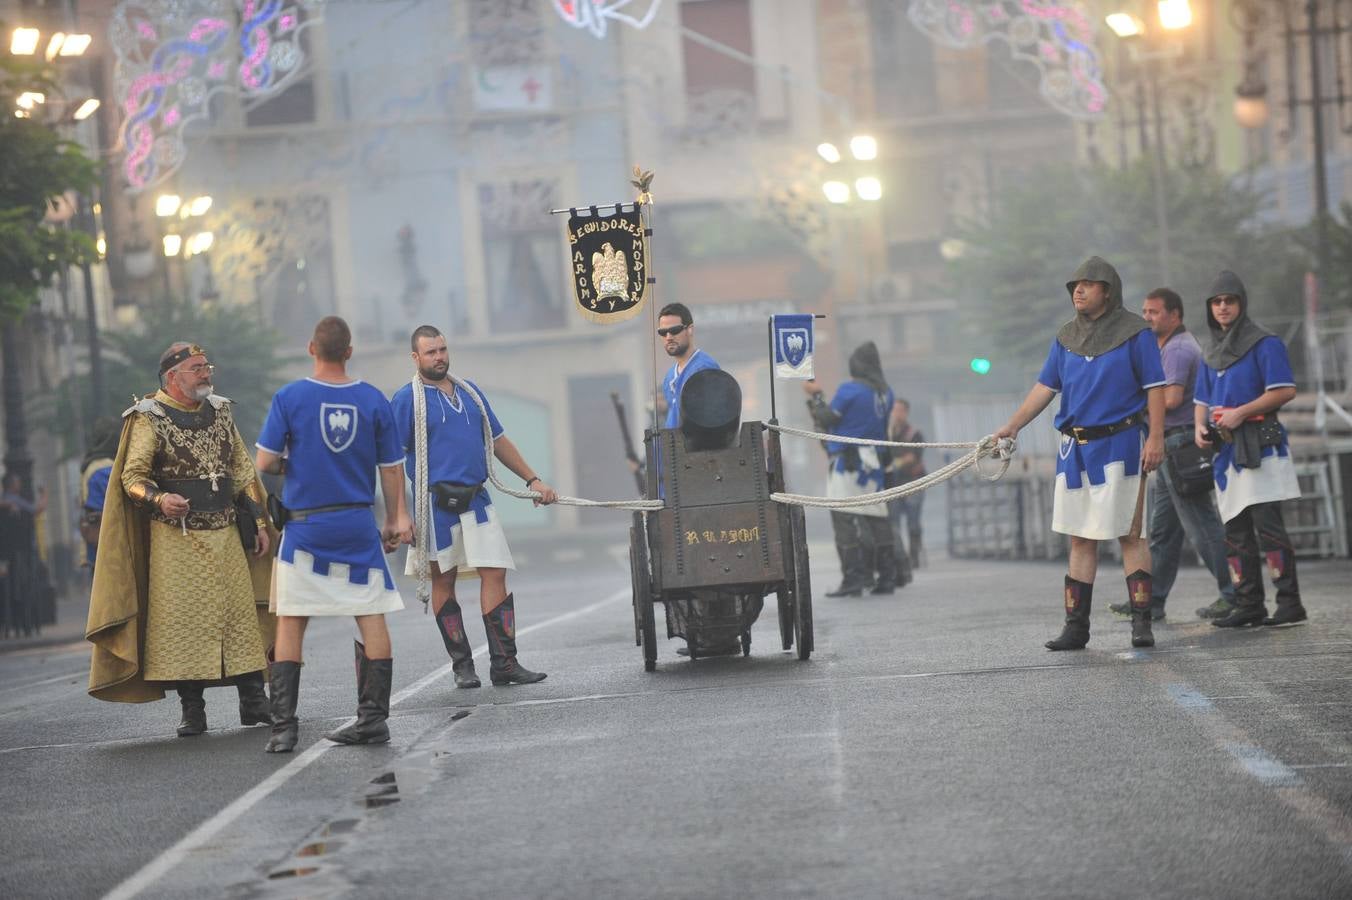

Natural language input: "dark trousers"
[830,511,897,589]
[1223,500,1301,611]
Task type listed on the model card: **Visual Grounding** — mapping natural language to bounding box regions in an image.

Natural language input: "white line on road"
[101,588,626,900]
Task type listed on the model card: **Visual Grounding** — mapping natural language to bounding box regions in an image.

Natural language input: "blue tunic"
[83,465,112,565]
[661,349,720,429]
[1037,330,1166,490]
[826,381,893,491]
[1194,335,1298,520]
[390,380,504,544]
[257,378,405,592]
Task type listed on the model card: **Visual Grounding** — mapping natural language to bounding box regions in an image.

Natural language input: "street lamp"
[7,27,89,57]
[9,27,40,55]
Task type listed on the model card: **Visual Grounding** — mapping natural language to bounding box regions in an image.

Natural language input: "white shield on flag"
[774,326,814,379]
[320,403,359,453]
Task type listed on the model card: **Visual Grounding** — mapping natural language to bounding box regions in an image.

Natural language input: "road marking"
[1224,742,1303,788]
[1165,684,1215,711]
[101,588,626,900]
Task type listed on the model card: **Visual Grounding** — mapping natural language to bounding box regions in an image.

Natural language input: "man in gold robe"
[86,342,275,737]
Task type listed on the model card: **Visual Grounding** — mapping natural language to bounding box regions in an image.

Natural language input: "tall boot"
[328,656,393,745]
[1126,569,1155,648]
[1045,576,1092,651]
[1261,541,1307,626]
[436,599,481,688]
[828,512,870,597]
[870,518,899,595]
[176,682,207,737]
[234,670,272,726]
[264,661,301,753]
[1213,554,1267,628]
[484,594,547,686]
[909,528,923,571]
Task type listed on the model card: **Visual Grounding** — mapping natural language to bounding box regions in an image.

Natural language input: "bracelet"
[524,476,540,489]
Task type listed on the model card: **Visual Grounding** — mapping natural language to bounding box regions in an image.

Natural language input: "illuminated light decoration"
[907,1,1108,120]
[11,27,40,55]
[855,177,883,201]
[47,33,67,62]
[817,142,841,163]
[73,98,101,120]
[110,0,323,192]
[970,357,993,375]
[551,0,663,39]
[60,33,93,56]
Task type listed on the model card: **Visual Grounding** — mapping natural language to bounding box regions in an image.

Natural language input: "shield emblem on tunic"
[320,403,359,453]
[778,328,809,369]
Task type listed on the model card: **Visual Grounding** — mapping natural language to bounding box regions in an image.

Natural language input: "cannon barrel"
[679,368,742,451]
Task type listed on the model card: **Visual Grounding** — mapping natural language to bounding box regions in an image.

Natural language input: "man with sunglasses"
[86,342,275,738]
[658,303,720,429]
[1194,271,1306,628]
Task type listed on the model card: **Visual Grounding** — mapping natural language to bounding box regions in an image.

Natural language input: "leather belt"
[1059,412,1144,446]
[156,476,235,512]
[1164,424,1193,437]
[286,502,370,523]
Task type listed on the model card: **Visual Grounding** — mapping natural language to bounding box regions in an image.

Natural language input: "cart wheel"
[630,514,658,672]
[776,589,794,651]
[790,506,813,660]
[741,631,752,657]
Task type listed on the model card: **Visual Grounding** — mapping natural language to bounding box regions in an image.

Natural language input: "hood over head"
[1201,270,1274,369]
[1056,256,1149,357]
[848,341,890,395]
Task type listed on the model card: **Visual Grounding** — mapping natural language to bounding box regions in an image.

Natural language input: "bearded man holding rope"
[390,325,557,689]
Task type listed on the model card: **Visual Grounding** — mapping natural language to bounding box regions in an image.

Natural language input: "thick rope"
[410,373,435,611]
[443,373,1013,515]
[446,371,662,511]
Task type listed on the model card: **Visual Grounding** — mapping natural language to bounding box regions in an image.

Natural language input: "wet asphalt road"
[3,544,1352,899]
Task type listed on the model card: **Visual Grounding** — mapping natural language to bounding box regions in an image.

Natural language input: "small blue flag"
[772,314,814,380]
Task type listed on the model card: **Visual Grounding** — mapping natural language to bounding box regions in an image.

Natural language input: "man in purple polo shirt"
[1109,288,1235,621]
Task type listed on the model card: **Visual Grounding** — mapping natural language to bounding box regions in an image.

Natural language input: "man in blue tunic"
[392,325,557,688]
[255,316,413,753]
[78,417,120,568]
[1194,271,1306,628]
[997,258,1166,649]
[804,341,900,596]
[658,302,719,428]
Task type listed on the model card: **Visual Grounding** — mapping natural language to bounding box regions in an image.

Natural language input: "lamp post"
[1104,1,1194,286]
[1230,0,1343,287]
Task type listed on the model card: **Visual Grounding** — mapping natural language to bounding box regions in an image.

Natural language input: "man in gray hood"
[804,341,904,596]
[997,257,1167,650]
[1193,271,1306,627]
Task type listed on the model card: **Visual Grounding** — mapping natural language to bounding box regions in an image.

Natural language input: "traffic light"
[969,357,992,375]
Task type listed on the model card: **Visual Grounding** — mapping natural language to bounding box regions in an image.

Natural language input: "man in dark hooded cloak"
[996,257,1166,650]
[1193,271,1306,628]
[803,341,903,596]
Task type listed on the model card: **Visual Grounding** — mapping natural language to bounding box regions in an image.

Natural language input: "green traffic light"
[970,357,992,375]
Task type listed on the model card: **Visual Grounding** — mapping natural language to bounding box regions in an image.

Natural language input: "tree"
[0,55,98,321]
[45,298,293,456]
[944,159,1308,367]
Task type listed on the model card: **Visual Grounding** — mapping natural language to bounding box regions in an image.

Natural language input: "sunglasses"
[1209,296,1240,307]
[656,324,688,338]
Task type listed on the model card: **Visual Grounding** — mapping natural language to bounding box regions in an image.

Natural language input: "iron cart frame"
[629,420,813,671]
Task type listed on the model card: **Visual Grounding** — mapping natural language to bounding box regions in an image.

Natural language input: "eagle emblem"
[320,402,359,453]
[591,242,629,304]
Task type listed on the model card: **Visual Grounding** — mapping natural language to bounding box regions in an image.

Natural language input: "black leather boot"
[1046,576,1092,651]
[234,670,272,726]
[1213,554,1267,628]
[484,594,547,686]
[436,599,481,688]
[908,528,923,571]
[176,682,207,737]
[328,656,393,745]
[1126,569,1155,648]
[264,661,301,753]
[1261,546,1308,626]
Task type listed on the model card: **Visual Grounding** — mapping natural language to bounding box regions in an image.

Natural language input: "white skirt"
[406,501,516,574]
[824,447,889,518]
[272,547,405,617]
[1216,454,1300,523]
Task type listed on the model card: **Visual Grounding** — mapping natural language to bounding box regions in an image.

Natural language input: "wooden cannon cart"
[628,416,813,671]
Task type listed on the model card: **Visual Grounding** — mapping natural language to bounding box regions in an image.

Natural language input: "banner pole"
[767,316,778,425]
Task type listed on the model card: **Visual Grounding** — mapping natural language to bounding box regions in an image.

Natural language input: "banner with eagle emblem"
[565,203,649,325]
[772,314,815,379]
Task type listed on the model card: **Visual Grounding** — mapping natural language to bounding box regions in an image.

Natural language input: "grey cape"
[1202,270,1275,370]
[1057,257,1149,357]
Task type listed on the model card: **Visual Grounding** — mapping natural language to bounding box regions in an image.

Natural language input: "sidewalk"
[0,586,89,654]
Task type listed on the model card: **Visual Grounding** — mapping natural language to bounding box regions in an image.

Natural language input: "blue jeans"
[1148,430,1235,608]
